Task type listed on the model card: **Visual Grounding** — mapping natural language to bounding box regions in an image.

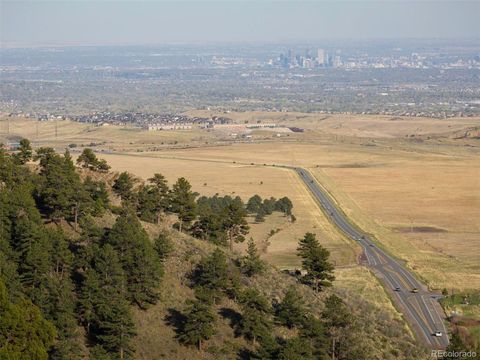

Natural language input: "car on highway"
[394,287,401,292]
[411,288,419,293]
[434,331,442,337]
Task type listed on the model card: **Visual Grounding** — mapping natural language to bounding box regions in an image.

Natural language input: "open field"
[186,110,480,139]
[0,117,216,151]
[2,113,478,291]
[98,152,360,268]
[147,140,480,291]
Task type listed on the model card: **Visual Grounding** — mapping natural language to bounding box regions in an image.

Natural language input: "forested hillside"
[1,141,429,359]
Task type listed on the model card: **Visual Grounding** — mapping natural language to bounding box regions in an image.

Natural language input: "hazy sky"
[1,1,479,46]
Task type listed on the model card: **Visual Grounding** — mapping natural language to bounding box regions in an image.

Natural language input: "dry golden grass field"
[0,116,216,151]
[97,152,360,269]
[147,140,479,291]
[2,114,479,292]
[186,110,480,139]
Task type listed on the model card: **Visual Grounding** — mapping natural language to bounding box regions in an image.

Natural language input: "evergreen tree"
[36,148,88,227]
[95,296,136,360]
[112,172,136,202]
[238,288,273,345]
[76,148,99,170]
[253,333,280,359]
[278,337,314,360]
[137,177,169,224]
[15,138,33,164]
[299,314,329,360]
[154,231,174,261]
[170,177,196,232]
[322,294,353,360]
[222,196,249,250]
[107,211,162,308]
[275,197,293,216]
[240,238,265,277]
[254,206,266,223]
[262,197,277,215]
[275,287,306,329]
[80,244,136,359]
[192,248,229,303]
[83,177,110,216]
[178,298,216,351]
[0,279,57,360]
[246,194,263,213]
[297,233,335,291]
[147,173,170,223]
[96,159,111,172]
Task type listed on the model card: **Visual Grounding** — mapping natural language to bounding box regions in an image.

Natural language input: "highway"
[106,152,450,348]
[294,167,449,349]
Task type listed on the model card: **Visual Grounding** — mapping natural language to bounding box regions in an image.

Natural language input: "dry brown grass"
[0,117,215,151]
[98,152,360,269]
[3,113,478,291]
[185,110,480,139]
[121,139,479,291]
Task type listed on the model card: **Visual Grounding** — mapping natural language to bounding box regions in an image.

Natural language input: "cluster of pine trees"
[0,143,167,359]
[171,232,359,359]
[246,194,295,223]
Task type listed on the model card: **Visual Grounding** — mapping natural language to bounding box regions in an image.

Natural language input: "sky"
[1,1,479,46]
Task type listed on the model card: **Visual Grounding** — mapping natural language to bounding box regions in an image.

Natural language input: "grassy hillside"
[129,219,425,360]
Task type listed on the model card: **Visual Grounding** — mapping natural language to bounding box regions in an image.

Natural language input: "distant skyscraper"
[317,49,326,66]
[333,55,342,68]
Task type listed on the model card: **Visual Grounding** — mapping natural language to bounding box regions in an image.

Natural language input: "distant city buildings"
[270,47,479,70]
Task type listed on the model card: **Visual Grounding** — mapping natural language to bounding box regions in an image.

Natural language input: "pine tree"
[241,238,265,277]
[83,177,110,216]
[246,194,263,213]
[0,279,57,360]
[297,233,335,291]
[80,244,136,359]
[192,248,229,303]
[137,176,170,223]
[36,148,87,227]
[112,172,136,202]
[170,177,196,232]
[148,173,170,223]
[253,333,280,359]
[76,148,99,170]
[322,294,353,360]
[275,287,306,329]
[222,196,249,250]
[178,298,216,351]
[299,314,329,359]
[95,296,136,360]
[275,196,294,216]
[238,288,273,345]
[254,206,266,223]
[278,337,314,360]
[15,138,33,164]
[107,211,162,308]
[154,231,174,261]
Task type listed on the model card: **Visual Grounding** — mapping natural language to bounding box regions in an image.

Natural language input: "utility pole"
[55,119,58,139]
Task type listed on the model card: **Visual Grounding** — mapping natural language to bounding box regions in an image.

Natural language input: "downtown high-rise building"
[317,48,326,66]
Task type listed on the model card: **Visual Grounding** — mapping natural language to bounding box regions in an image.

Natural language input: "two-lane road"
[294,167,449,349]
